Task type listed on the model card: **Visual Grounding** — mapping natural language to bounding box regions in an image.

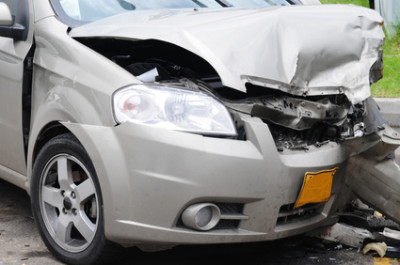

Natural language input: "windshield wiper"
[192,0,207,7]
[117,0,136,10]
[216,0,233,7]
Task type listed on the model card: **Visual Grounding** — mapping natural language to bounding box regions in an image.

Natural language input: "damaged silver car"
[0,0,399,264]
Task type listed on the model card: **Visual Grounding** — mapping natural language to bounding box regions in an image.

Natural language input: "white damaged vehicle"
[0,0,399,264]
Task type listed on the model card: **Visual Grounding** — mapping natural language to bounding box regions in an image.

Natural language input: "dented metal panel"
[345,155,400,225]
[70,5,384,104]
[345,125,400,225]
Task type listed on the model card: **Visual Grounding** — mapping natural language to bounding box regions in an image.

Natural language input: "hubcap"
[63,197,72,210]
[39,154,99,253]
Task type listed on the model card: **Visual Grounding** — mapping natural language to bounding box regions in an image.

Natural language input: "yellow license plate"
[294,167,338,209]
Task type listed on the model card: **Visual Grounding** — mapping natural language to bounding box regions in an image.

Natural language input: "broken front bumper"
[63,115,353,245]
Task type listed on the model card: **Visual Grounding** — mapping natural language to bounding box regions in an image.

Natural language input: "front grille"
[276,203,324,225]
[216,203,244,216]
[214,219,241,230]
[214,203,245,230]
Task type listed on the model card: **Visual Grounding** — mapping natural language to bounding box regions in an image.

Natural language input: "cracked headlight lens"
[113,84,237,136]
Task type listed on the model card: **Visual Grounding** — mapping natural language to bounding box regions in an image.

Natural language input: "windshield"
[51,0,294,27]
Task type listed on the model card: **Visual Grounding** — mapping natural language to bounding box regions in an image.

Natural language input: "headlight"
[113,84,237,136]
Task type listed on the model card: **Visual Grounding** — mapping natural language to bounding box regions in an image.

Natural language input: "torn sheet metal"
[70,5,384,104]
[309,222,375,248]
[345,155,400,225]
[310,222,399,255]
[342,98,400,228]
[381,228,400,241]
[222,92,351,131]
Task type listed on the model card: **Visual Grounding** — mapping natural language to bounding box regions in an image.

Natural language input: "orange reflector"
[294,167,338,209]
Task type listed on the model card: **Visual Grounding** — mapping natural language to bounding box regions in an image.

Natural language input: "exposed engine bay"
[77,38,385,152]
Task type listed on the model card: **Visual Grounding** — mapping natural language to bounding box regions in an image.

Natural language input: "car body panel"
[26,15,141,185]
[346,156,400,224]
[32,0,54,22]
[61,115,350,245]
[70,5,384,104]
[0,0,34,178]
[345,125,400,224]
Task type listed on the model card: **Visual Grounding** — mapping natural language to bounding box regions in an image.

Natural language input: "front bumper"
[63,115,351,245]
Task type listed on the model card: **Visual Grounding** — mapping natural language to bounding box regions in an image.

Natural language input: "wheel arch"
[31,122,72,166]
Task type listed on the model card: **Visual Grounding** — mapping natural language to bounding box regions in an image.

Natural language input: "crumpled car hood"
[70,5,384,104]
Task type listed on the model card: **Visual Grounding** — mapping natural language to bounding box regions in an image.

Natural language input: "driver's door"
[0,0,33,178]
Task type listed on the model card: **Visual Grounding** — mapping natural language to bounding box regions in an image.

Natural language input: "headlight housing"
[113,84,237,136]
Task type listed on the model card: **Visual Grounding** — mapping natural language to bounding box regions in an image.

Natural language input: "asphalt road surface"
[0,148,399,265]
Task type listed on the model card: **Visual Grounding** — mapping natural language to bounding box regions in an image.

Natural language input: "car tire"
[31,133,109,265]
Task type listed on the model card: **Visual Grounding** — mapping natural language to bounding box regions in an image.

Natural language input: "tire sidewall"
[31,134,106,265]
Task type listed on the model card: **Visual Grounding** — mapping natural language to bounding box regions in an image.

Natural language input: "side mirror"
[0,2,27,41]
[0,3,13,26]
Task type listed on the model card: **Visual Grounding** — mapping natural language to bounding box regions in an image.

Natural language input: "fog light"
[182,203,221,231]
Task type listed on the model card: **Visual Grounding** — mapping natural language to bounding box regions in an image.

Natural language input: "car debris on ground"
[309,198,400,259]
